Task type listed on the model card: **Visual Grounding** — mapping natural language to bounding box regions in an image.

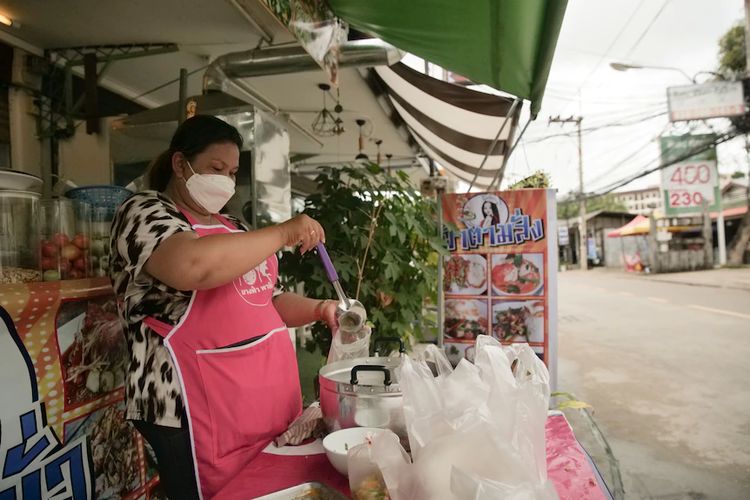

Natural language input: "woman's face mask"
[184,161,236,214]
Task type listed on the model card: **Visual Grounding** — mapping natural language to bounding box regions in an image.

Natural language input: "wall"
[58,118,114,186]
[9,48,44,179]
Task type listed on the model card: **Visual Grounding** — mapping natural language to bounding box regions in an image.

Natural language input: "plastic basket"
[65,185,133,220]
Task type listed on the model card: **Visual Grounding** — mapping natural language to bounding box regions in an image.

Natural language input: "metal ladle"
[316,243,367,330]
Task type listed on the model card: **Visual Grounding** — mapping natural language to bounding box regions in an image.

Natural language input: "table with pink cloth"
[217,412,611,499]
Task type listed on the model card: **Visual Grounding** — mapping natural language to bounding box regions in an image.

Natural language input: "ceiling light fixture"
[355,118,369,162]
[0,14,13,27]
[312,83,339,137]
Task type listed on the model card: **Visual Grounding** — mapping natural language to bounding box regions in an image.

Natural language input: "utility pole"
[550,115,587,270]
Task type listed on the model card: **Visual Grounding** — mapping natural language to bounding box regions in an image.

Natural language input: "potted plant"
[280,163,447,356]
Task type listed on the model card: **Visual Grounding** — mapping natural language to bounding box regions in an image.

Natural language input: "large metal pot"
[319,339,407,441]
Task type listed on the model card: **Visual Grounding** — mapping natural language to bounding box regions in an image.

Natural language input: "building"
[612,186,662,215]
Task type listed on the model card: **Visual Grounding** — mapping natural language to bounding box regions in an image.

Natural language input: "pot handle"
[373,337,406,356]
[350,365,392,386]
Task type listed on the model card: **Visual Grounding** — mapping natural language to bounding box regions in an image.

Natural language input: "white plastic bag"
[369,431,416,500]
[347,431,393,500]
[327,325,371,363]
[394,336,556,500]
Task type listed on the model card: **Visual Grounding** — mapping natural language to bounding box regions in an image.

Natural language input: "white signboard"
[667,81,745,122]
[661,160,718,211]
[558,226,569,246]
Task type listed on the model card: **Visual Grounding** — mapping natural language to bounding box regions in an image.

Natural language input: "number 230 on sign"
[668,190,704,208]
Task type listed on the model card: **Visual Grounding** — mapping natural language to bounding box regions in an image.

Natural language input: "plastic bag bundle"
[372,335,556,500]
[348,430,399,500]
[327,325,372,363]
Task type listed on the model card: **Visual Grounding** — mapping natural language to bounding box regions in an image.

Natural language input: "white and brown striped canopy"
[373,63,521,189]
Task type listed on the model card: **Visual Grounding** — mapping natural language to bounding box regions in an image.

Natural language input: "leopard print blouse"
[109,190,268,428]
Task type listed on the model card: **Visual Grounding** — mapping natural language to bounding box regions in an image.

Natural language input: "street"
[558,270,750,500]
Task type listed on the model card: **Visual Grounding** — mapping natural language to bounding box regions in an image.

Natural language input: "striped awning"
[373,63,521,189]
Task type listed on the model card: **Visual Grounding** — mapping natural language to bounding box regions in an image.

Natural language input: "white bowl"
[322,427,388,476]
[0,169,43,192]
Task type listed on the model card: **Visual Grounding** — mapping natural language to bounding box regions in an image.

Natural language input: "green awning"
[328,0,568,117]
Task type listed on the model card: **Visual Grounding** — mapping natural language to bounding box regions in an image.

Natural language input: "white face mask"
[184,161,236,214]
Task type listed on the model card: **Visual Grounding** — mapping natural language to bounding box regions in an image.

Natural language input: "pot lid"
[319,355,403,389]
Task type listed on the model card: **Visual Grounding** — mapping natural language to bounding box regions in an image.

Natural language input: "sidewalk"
[639,267,750,292]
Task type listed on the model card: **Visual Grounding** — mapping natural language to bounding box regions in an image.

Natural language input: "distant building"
[611,186,662,215]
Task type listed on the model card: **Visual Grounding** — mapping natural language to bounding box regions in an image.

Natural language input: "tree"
[279,164,445,355]
[557,194,627,219]
[732,170,746,179]
[717,22,750,265]
[718,24,745,77]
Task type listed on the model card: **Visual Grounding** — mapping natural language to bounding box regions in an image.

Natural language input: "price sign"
[660,135,720,216]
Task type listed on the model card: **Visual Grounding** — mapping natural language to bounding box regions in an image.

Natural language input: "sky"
[471,0,747,196]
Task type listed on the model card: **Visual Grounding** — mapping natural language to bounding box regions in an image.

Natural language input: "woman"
[109,115,338,499]
[479,200,501,228]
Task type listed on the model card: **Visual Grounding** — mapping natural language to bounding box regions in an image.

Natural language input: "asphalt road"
[557,270,750,500]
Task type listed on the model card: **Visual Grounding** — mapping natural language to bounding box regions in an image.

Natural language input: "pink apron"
[144,210,302,499]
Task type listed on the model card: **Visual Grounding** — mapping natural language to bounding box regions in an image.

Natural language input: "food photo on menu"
[491,300,545,343]
[443,254,487,294]
[491,253,544,296]
[444,299,489,341]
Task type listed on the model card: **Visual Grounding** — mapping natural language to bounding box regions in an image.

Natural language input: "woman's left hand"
[321,300,338,331]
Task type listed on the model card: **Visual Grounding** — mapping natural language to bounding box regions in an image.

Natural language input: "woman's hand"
[280,214,325,254]
[320,300,339,332]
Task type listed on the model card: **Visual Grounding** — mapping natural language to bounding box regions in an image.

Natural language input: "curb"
[639,276,750,293]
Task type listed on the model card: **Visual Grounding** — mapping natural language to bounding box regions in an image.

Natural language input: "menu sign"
[441,189,558,387]
[0,279,162,500]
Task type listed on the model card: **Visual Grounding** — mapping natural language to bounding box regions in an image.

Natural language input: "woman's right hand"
[280,214,325,254]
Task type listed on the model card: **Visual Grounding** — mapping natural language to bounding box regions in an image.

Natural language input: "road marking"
[648,296,669,303]
[689,305,750,320]
[618,291,634,297]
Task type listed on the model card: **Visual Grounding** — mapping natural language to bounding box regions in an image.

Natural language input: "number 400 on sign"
[661,161,718,211]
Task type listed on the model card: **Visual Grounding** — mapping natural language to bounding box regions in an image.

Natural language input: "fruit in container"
[61,244,82,261]
[52,233,70,247]
[41,241,59,258]
[73,257,88,271]
[90,238,107,257]
[43,270,61,281]
[72,233,89,250]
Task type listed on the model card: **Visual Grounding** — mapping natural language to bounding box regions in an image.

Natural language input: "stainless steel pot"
[319,339,407,440]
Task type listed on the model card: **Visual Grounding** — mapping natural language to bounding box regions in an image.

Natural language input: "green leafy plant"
[279,163,447,355]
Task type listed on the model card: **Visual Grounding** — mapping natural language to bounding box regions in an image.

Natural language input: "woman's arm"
[145,214,324,291]
[273,292,338,330]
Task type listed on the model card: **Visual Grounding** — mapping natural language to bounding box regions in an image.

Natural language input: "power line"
[523,109,668,144]
[594,131,740,195]
[567,0,647,95]
[624,0,672,59]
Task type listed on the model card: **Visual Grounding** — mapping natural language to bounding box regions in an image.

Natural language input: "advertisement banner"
[667,81,745,122]
[659,134,719,216]
[441,189,558,388]
[0,279,161,500]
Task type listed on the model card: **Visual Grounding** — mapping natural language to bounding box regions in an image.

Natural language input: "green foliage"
[279,163,447,355]
[510,171,550,189]
[718,24,745,76]
[558,194,627,219]
[731,170,746,179]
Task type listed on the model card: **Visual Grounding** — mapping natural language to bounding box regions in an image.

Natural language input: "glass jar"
[90,206,111,278]
[40,198,93,281]
[0,190,42,283]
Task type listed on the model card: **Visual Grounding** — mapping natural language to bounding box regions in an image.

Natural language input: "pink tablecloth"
[218,413,609,499]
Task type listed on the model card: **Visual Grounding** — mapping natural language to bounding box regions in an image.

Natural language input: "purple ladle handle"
[316,243,339,283]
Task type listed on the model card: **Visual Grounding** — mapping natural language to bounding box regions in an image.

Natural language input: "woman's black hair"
[147,115,243,191]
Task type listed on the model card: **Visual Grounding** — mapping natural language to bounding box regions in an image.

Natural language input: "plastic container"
[40,198,92,281]
[90,206,111,278]
[0,190,41,283]
[65,185,132,220]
